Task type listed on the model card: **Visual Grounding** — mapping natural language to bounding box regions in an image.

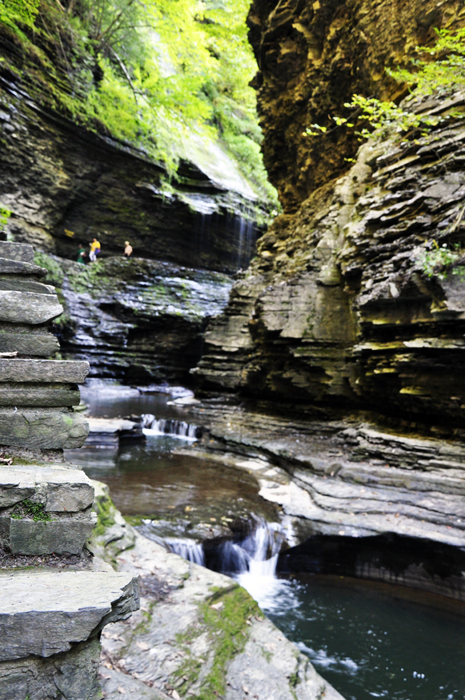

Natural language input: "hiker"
[124,241,133,257]
[89,237,101,262]
[77,244,86,264]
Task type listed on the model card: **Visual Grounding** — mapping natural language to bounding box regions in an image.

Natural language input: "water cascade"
[166,539,205,566]
[141,414,201,440]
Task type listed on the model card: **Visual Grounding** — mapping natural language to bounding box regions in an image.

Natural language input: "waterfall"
[234,214,256,271]
[141,414,201,440]
[166,538,205,566]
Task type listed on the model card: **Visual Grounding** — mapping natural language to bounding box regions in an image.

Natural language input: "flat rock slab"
[0,332,60,357]
[0,409,89,449]
[0,242,34,264]
[0,637,102,700]
[0,359,89,383]
[0,464,94,511]
[0,383,80,406]
[0,570,139,661]
[8,516,96,556]
[0,276,55,295]
[0,257,47,277]
[0,291,63,324]
[87,418,137,434]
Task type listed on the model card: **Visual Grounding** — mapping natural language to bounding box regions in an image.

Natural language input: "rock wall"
[0,75,260,274]
[247,0,465,210]
[38,253,233,382]
[195,1,465,430]
[0,241,139,700]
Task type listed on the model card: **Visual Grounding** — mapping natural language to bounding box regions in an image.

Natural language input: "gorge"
[1,0,465,699]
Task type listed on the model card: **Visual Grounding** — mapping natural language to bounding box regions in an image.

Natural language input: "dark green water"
[266,575,465,700]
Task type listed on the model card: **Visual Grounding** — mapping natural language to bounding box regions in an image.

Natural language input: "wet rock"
[91,487,343,700]
[42,254,233,381]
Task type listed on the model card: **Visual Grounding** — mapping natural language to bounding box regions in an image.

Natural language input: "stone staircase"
[0,242,139,700]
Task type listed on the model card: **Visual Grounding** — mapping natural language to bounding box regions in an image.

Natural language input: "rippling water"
[263,575,465,700]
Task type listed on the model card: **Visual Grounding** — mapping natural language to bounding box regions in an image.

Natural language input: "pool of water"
[263,575,465,700]
[75,383,465,700]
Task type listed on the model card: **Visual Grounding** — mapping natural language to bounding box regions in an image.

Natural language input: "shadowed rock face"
[0,78,260,273]
[43,254,234,382]
[247,0,465,211]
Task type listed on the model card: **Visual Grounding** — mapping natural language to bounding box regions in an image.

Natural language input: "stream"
[68,382,465,700]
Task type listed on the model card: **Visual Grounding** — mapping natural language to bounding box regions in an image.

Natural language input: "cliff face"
[0,76,260,273]
[195,1,465,431]
[247,0,465,211]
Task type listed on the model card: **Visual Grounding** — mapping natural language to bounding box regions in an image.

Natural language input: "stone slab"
[0,383,80,406]
[0,359,89,383]
[0,291,63,324]
[87,417,137,434]
[0,637,102,700]
[0,464,94,510]
[0,242,34,263]
[0,409,89,449]
[0,332,60,357]
[0,257,47,277]
[9,516,95,555]
[0,275,55,295]
[0,570,139,660]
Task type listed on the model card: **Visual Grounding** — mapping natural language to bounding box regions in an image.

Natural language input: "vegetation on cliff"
[0,0,277,203]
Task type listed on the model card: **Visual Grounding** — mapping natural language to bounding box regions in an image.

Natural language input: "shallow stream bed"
[71,383,465,700]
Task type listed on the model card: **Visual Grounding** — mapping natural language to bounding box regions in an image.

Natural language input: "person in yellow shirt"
[89,238,101,262]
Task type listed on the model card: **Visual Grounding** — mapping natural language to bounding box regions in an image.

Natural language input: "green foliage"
[0,206,11,233]
[0,0,276,201]
[0,0,39,40]
[415,240,465,280]
[304,28,465,144]
[11,499,52,522]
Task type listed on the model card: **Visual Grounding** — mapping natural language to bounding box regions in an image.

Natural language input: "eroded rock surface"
[91,487,344,700]
[40,253,233,381]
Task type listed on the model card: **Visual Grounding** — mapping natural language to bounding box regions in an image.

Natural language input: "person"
[89,238,101,262]
[77,244,86,264]
[124,241,133,257]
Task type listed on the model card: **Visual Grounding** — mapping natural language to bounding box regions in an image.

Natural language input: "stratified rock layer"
[0,76,260,273]
[196,116,465,428]
[247,0,465,210]
[41,253,233,381]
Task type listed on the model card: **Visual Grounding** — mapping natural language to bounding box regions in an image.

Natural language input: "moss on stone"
[171,584,263,699]
[93,494,116,537]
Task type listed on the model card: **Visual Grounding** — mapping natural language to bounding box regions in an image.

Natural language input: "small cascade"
[166,538,205,566]
[141,414,201,440]
[234,214,256,271]
[216,520,282,576]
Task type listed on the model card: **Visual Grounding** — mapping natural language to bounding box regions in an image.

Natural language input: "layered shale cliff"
[196,0,465,430]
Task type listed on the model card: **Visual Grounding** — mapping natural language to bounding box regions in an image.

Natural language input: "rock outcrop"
[195,109,465,428]
[0,75,261,273]
[90,483,345,700]
[0,241,139,700]
[38,253,233,381]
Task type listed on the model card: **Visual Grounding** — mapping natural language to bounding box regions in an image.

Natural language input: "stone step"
[0,383,80,406]
[0,463,94,511]
[0,331,60,357]
[0,570,139,661]
[0,290,63,324]
[0,408,88,450]
[0,242,34,264]
[0,359,89,383]
[6,512,95,555]
[0,276,55,295]
[0,257,47,277]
